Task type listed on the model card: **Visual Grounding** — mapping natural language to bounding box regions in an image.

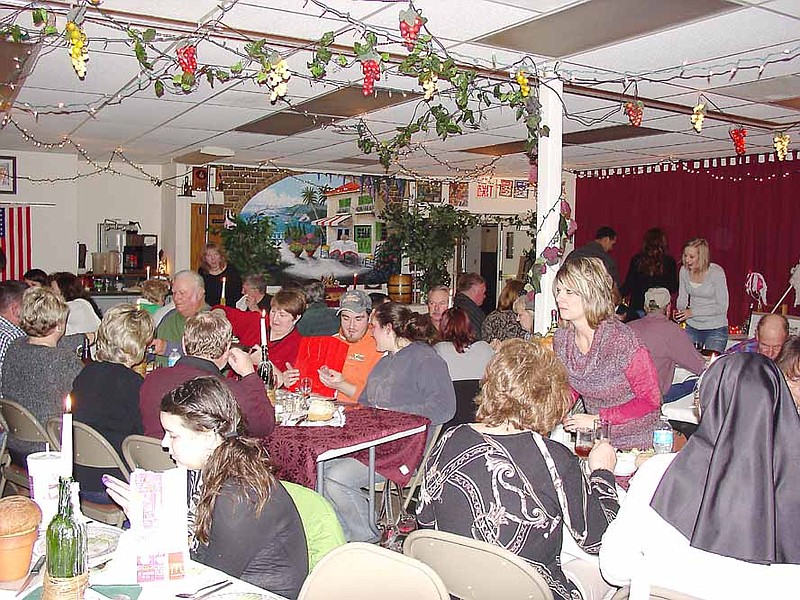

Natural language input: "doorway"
[190,203,224,269]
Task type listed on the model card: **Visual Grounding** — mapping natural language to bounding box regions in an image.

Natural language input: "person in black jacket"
[452,272,487,340]
[620,227,678,321]
[72,304,154,503]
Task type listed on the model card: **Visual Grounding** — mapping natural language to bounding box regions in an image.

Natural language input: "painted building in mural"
[313,181,388,264]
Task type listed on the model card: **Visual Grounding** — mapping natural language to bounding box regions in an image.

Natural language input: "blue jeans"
[663,378,698,403]
[322,458,384,543]
[685,325,728,353]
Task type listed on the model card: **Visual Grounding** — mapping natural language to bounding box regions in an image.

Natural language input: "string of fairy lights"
[1,0,799,186]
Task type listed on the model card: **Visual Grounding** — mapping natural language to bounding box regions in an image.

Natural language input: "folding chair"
[0,398,51,493]
[298,542,449,600]
[122,434,175,472]
[404,529,554,600]
[46,418,129,527]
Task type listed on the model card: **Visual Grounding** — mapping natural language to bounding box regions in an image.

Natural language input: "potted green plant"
[219,211,281,277]
[379,202,477,293]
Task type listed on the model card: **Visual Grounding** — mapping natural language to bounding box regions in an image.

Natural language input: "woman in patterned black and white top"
[417,339,619,600]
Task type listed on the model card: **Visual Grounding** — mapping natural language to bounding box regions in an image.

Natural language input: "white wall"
[2,150,165,274]
[76,163,163,253]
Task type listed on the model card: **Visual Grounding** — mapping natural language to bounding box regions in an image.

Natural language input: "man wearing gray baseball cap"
[318,289,383,403]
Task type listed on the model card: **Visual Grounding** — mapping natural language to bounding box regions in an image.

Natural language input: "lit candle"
[146,265,150,280]
[353,272,358,289]
[61,395,73,477]
[260,309,267,347]
[220,276,227,305]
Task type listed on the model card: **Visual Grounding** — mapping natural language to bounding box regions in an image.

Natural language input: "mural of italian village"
[224,173,406,287]
[222,171,483,291]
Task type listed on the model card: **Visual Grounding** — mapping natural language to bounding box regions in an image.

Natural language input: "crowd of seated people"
[2,242,800,600]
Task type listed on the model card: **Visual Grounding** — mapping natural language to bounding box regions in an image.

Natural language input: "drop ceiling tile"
[568,7,796,74]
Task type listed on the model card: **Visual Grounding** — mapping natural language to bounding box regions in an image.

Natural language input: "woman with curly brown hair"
[49,271,102,335]
[417,339,619,600]
[105,377,307,599]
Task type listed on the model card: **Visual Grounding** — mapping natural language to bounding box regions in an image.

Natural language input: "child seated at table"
[105,377,308,599]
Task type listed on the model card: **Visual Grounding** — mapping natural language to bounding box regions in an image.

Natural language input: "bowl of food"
[307,399,336,422]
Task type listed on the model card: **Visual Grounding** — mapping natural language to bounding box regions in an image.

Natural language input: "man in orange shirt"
[318,290,383,403]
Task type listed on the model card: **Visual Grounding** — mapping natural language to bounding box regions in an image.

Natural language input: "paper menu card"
[128,467,189,583]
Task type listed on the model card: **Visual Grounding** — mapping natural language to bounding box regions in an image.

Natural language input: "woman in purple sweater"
[554,257,661,449]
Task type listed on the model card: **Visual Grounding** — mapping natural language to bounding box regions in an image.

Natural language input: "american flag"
[0,207,32,281]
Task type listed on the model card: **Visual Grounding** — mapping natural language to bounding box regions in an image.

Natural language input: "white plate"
[614,452,637,477]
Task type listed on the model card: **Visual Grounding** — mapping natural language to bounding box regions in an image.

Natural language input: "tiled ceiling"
[0,0,799,177]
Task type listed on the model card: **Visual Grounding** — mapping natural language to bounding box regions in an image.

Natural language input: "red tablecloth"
[265,407,430,489]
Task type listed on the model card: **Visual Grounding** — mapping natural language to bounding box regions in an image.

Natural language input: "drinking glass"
[575,428,594,459]
[594,419,610,443]
[299,377,312,409]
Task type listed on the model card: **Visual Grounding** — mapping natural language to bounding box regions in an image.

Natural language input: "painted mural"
[239,172,405,284]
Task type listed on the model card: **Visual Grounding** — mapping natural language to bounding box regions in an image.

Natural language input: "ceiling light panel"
[478,0,736,58]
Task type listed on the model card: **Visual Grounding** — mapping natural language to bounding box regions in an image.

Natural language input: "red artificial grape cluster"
[624,101,643,127]
[729,127,747,155]
[399,16,423,51]
[361,59,380,96]
[177,46,197,75]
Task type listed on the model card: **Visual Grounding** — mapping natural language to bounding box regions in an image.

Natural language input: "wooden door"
[190,203,224,269]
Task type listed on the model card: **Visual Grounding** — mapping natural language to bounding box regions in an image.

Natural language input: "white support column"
[534,72,563,335]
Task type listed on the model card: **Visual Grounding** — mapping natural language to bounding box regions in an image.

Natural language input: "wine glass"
[299,377,312,410]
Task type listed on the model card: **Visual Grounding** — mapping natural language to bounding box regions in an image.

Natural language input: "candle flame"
[65,394,72,412]
[262,309,266,317]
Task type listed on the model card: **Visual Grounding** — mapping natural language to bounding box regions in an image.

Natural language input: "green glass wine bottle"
[46,477,87,578]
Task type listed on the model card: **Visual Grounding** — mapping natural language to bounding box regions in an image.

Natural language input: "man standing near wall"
[453,273,487,340]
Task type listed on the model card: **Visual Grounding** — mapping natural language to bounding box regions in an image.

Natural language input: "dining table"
[0,527,289,600]
[265,404,430,528]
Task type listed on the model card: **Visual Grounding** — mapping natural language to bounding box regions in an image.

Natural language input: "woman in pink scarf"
[554,257,661,449]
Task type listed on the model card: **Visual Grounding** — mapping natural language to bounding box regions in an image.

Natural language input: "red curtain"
[574,158,800,327]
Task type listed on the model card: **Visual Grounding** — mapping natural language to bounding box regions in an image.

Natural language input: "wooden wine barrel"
[388,274,413,304]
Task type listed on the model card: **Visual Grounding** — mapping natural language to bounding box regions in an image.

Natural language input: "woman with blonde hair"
[554,257,661,449]
[198,242,242,307]
[418,339,619,600]
[105,377,308,598]
[674,237,729,353]
[71,304,154,502]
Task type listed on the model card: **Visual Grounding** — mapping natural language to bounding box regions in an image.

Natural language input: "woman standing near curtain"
[553,257,661,450]
[674,238,729,353]
[621,228,678,321]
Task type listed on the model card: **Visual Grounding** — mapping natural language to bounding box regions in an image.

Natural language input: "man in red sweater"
[139,311,275,439]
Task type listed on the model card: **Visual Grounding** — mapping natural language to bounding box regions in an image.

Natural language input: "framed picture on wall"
[0,156,17,195]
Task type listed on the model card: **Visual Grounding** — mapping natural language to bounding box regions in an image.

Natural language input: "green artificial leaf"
[309,63,325,79]
[142,28,156,42]
[230,61,243,74]
[32,8,46,26]
[256,70,268,83]
[320,31,335,46]
[43,25,58,36]
[365,31,377,46]
[172,73,183,85]
[154,79,164,97]
[336,54,347,66]
[317,47,332,63]
[216,70,229,82]
[540,124,550,137]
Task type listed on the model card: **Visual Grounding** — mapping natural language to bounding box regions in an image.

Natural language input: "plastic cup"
[26,450,64,529]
